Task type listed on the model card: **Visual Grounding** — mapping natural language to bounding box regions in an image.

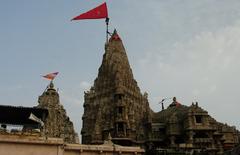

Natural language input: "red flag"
[42,72,59,80]
[71,2,108,20]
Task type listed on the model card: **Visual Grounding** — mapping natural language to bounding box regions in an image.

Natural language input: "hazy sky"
[0,0,240,137]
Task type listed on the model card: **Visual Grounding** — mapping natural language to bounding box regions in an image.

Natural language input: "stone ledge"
[0,134,63,145]
[65,143,144,153]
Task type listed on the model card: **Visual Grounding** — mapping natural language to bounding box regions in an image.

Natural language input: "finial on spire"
[43,80,55,92]
[49,81,54,89]
[169,97,181,107]
[113,29,117,34]
[109,29,121,42]
[108,132,112,141]
[103,132,113,145]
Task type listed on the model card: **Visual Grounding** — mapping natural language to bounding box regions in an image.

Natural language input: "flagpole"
[105,17,109,43]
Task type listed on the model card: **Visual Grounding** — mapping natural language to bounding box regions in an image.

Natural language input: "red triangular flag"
[71,2,108,20]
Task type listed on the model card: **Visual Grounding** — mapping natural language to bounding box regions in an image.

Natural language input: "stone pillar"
[170,136,176,147]
[188,131,194,144]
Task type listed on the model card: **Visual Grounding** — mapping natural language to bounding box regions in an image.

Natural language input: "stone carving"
[150,99,239,154]
[81,30,239,154]
[37,81,77,143]
[81,30,151,145]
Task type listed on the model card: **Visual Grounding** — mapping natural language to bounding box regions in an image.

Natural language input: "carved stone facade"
[81,30,151,145]
[37,82,77,143]
[149,101,239,154]
[81,30,239,154]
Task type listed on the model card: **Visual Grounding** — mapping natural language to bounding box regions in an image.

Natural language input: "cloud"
[138,19,240,84]
[135,20,240,129]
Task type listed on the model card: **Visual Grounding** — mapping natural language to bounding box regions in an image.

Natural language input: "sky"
[0,0,240,138]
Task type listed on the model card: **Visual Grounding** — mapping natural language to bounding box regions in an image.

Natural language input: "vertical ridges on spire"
[82,30,151,145]
[95,29,136,94]
[37,82,77,143]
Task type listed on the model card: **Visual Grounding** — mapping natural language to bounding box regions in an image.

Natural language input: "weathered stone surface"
[81,30,239,154]
[81,30,152,145]
[37,82,77,143]
[150,101,239,154]
[0,134,144,155]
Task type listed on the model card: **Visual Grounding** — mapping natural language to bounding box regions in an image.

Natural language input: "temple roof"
[152,100,209,124]
[0,105,48,126]
[153,105,189,123]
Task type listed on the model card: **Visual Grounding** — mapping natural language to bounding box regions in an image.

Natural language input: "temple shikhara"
[81,30,151,145]
[37,81,77,143]
[81,30,240,154]
[0,30,239,155]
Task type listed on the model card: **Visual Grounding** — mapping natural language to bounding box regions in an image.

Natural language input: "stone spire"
[94,29,138,95]
[82,30,151,145]
[37,82,77,143]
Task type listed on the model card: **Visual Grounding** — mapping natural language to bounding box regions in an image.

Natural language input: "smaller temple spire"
[37,82,77,143]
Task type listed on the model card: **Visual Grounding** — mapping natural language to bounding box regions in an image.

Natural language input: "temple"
[81,30,152,145]
[0,79,143,155]
[81,30,240,154]
[37,81,77,143]
[0,29,239,155]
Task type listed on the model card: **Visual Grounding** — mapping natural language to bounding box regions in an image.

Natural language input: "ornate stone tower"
[38,81,77,143]
[81,30,151,145]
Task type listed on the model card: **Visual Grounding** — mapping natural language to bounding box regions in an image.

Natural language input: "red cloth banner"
[72,2,108,20]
